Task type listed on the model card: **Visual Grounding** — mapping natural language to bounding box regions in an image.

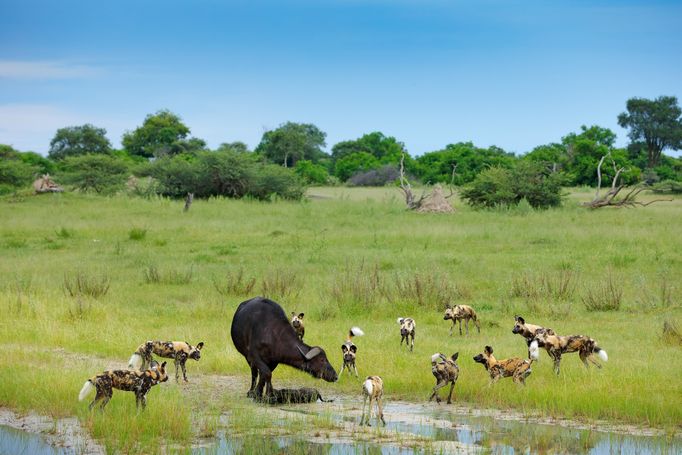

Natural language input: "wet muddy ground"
[2,347,681,454]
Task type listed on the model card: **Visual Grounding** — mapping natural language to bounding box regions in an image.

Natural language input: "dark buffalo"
[231,297,338,399]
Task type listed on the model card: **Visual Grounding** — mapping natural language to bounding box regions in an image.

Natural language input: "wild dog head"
[188,341,204,361]
[397,317,415,337]
[512,315,528,335]
[473,345,495,370]
[290,312,304,330]
[149,361,169,384]
[341,341,357,364]
[443,305,455,321]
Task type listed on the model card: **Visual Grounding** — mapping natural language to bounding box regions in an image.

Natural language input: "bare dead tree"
[444,163,458,199]
[399,153,428,209]
[583,154,671,208]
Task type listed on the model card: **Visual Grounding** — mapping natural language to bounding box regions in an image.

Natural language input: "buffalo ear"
[197,342,204,350]
[485,346,493,355]
[298,313,305,319]
[451,352,459,362]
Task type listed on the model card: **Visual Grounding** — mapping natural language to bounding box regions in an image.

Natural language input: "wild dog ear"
[197,342,204,350]
[291,312,296,317]
[451,352,459,362]
[161,361,167,368]
[298,313,304,319]
[397,318,404,325]
[341,344,348,352]
[484,346,493,355]
[350,345,357,353]
[516,316,525,324]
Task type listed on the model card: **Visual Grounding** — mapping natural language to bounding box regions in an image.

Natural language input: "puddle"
[197,401,682,454]
[0,424,68,455]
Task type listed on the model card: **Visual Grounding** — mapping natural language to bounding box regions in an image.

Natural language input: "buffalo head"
[297,346,338,382]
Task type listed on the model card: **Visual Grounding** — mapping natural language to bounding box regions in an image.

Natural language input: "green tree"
[618,96,682,168]
[332,132,406,164]
[562,125,639,186]
[415,142,515,185]
[48,124,111,160]
[294,160,329,185]
[256,122,327,167]
[58,154,129,194]
[334,152,380,181]
[122,110,192,158]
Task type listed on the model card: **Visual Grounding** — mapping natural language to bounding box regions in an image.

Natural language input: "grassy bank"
[1,187,680,450]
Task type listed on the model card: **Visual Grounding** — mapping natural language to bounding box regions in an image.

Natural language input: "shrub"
[461,162,565,209]
[581,274,623,311]
[0,158,39,189]
[650,180,682,194]
[58,154,129,194]
[334,152,380,182]
[128,228,147,241]
[212,268,257,296]
[249,164,305,201]
[260,268,302,300]
[143,265,193,285]
[294,160,329,185]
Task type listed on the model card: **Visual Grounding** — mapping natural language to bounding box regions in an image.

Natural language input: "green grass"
[1,188,681,451]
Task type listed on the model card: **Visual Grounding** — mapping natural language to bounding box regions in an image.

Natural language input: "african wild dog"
[473,345,538,385]
[340,327,365,377]
[532,331,608,375]
[290,312,305,341]
[79,362,168,410]
[397,317,416,351]
[444,305,481,336]
[360,376,386,426]
[266,387,334,404]
[511,315,555,358]
[128,340,204,382]
[429,352,459,404]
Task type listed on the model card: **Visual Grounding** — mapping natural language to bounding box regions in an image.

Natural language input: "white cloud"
[0,104,87,152]
[0,60,101,79]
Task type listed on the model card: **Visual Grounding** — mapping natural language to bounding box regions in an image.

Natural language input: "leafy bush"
[294,160,329,185]
[0,159,38,191]
[334,152,379,182]
[651,180,682,194]
[58,154,129,194]
[250,164,305,201]
[461,162,565,209]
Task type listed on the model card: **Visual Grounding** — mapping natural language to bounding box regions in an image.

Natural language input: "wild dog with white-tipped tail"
[473,345,537,385]
[340,327,364,377]
[531,331,608,375]
[360,376,386,426]
[290,312,305,341]
[128,340,204,382]
[397,317,415,351]
[79,362,168,410]
[429,353,459,404]
[444,305,481,336]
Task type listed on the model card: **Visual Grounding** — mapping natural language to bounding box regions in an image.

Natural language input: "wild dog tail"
[529,339,540,362]
[431,353,445,364]
[318,392,334,403]
[363,378,374,396]
[128,352,143,370]
[349,326,365,340]
[78,380,95,401]
[595,347,608,362]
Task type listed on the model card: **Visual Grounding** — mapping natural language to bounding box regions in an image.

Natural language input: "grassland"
[0,187,681,451]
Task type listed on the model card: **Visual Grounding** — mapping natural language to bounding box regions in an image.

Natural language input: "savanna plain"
[0,187,681,453]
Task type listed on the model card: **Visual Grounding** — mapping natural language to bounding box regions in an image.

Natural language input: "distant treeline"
[1,96,681,202]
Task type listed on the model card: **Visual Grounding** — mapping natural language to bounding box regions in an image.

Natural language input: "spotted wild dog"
[340,327,365,377]
[473,345,538,385]
[360,376,386,426]
[128,340,204,382]
[79,362,168,410]
[290,312,305,341]
[397,317,416,351]
[267,387,334,404]
[444,305,481,336]
[532,331,608,375]
[511,315,555,358]
[429,352,459,404]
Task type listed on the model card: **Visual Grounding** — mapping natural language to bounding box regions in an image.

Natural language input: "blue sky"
[1,0,680,156]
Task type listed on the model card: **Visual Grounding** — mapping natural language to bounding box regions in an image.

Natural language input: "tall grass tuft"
[63,271,111,299]
[510,269,576,301]
[329,261,387,308]
[55,227,73,238]
[637,275,676,310]
[212,267,257,296]
[143,265,193,285]
[128,227,147,241]
[662,321,682,346]
[260,268,302,300]
[391,271,465,309]
[581,273,623,311]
